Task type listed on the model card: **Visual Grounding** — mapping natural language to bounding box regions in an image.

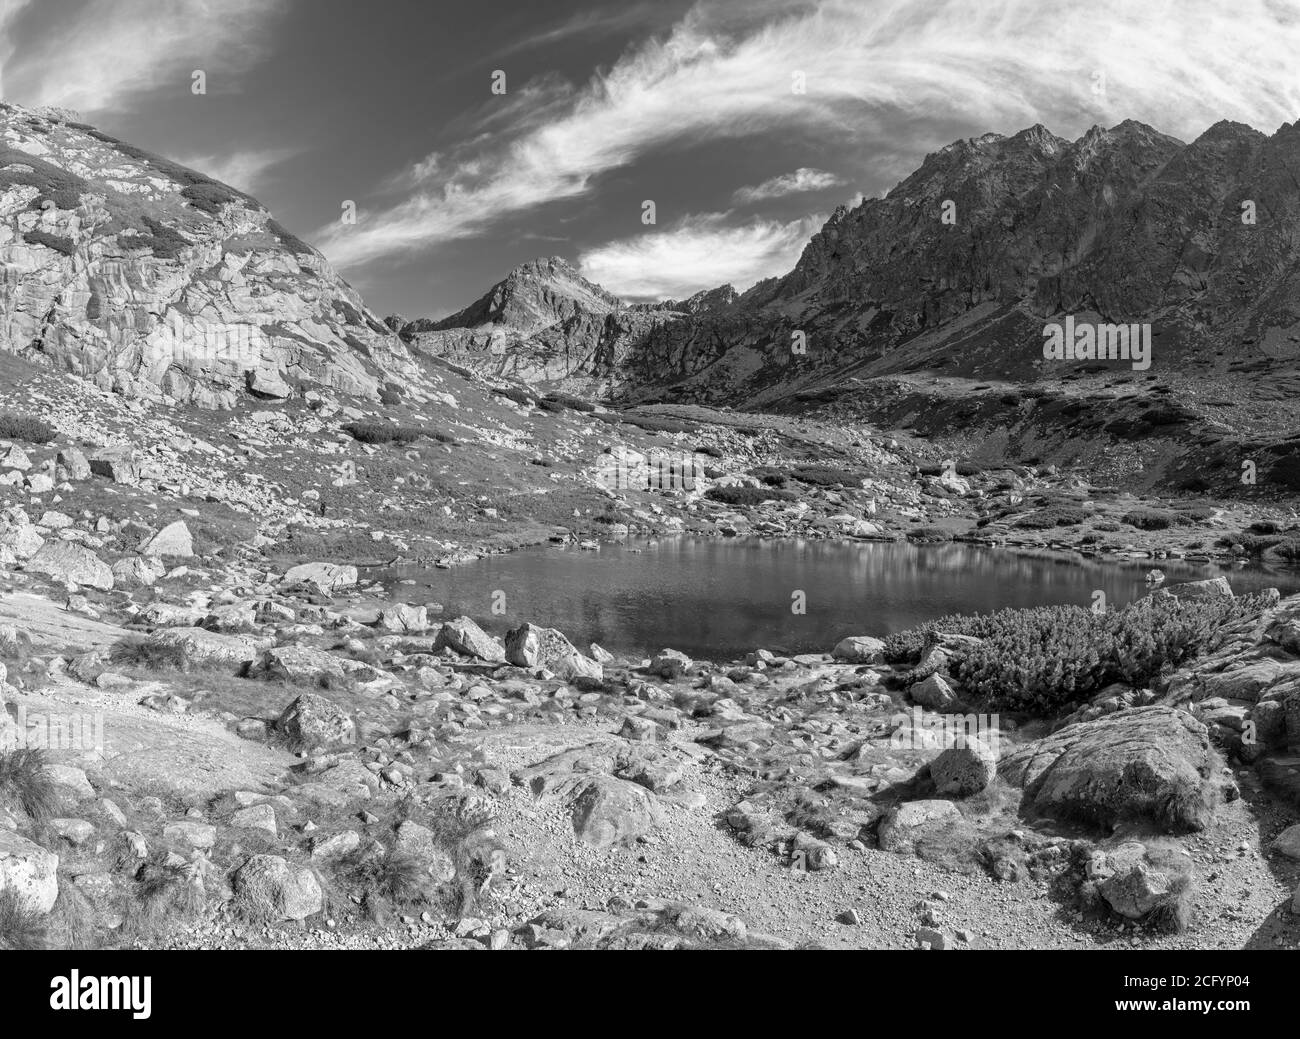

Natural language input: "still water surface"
[383,538,1300,660]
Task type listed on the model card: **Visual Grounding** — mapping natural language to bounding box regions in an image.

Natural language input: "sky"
[2,0,1300,320]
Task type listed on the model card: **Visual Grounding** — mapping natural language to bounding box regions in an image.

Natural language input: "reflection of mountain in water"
[388,538,1300,660]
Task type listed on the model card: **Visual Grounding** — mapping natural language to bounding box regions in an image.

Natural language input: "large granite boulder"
[999,706,1218,832]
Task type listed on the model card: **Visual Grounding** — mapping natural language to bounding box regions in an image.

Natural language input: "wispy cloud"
[579,212,823,301]
[0,0,288,114]
[318,0,1300,280]
[173,147,296,195]
[732,167,844,204]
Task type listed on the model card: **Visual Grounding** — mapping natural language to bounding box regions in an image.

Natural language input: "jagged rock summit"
[0,103,415,408]
[398,256,733,389]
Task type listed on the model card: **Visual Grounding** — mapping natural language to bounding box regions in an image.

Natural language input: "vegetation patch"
[882,594,1267,712]
[705,485,797,506]
[0,410,55,443]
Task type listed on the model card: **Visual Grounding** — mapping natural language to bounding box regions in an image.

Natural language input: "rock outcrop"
[0,103,417,407]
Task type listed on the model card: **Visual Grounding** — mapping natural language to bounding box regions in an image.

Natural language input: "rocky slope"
[0,103,416,409]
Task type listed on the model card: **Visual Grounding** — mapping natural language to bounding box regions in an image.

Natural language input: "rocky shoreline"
[3,498,1300,950]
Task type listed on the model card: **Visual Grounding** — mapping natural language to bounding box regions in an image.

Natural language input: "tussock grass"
[0,889,47,950]
[0,748,59,823]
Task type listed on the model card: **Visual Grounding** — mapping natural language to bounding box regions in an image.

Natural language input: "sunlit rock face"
[0,103,417,408]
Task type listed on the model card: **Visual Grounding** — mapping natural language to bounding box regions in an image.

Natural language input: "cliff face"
[616,118,1300,405]
[399,256,704,388]
[0,103,415,409]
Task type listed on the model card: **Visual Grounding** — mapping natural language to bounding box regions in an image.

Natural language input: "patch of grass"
[136,215,190,260]
[1014,505,1089,528]
[1216,531,1281,555]
[0,888,47,950]
[266,218,314,257]
[110,636,190,672]
[343,421,424,446]
[1121,508,1180,531]
[790,465,866,487]
[705,485,797,507]
[0,748,59,823]
[0,410,55,443]
[122,852,205,939]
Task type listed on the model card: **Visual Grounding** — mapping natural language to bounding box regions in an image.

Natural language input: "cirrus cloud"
[578,212,825,301]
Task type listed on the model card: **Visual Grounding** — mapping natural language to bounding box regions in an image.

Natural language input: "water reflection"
[383,538,1300,661]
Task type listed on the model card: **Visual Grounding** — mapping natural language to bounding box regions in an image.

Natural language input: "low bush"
[790,465,866,487]
[1014,505,1089,528]
[1216,531,1281,555]
[882,593,1267,713]
[705,485,797,507]
[1121,508,1179,531]
[25,229,76,256]
[343,422,423,445]
[0,410,55,443]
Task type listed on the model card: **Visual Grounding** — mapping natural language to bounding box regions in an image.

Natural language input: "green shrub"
[882,594,1267,713]
[1121,508,1179,531]
[25,230,75,256]
[1014,506,1089,528]
[0,411,55,443]
[1216,531,1280,555]
[705,485,797,506]
[542,393,596,413]
[136,216,190,259]
[790,465,865,487]
[1273,538,1300,562]
[494,387,534,408]
[266,218,315,257]
[343,422,423,445]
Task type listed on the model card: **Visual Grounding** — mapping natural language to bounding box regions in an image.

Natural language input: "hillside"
[0,103,416,409]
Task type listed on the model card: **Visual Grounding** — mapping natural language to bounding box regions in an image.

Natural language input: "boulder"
[998,706,1217,832]
[1095,842,1178,920]
[26,542,113,591]
[649,649,693,679]
[111,557,159,589]
[832,636,886,664]
[930,739,997,797]
[1167,577,1233,599]
[141,521,194,558]
[569,776,665,849]
[506,623,603,680]
[88,448,140,486]
[392,821,456,882]
[281,563,358,595]
[911,672,959,711]
[146,628,270,673]
[233,855,323,921]
[264,645,350,683]
[0,524,44,560]
[0,830,59,915]
[379,603,428,633]
[877,800,962,854]
[247,368,293,400]
[277,693,356,748]
[435,616,506,663]
[56,447,91,481]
